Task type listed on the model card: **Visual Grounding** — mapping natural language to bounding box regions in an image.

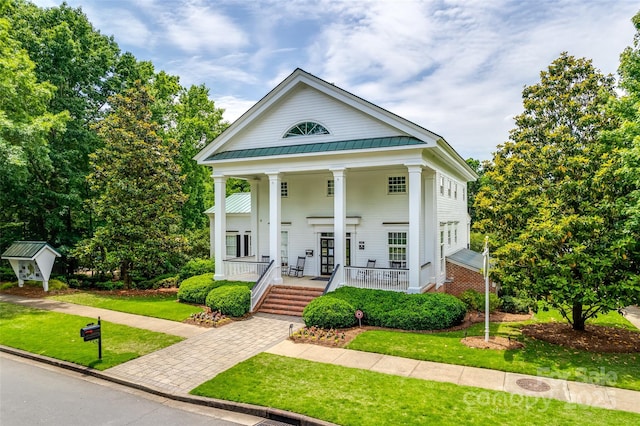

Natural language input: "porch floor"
[280,275,329,289]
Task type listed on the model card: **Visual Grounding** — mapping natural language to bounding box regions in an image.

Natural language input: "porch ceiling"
[204,136,426,161]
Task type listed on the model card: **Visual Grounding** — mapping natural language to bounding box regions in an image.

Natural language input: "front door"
[320,236,334,275]
[320,234,351,275]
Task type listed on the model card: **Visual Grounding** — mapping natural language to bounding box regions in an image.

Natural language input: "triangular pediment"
[195,69,442,164]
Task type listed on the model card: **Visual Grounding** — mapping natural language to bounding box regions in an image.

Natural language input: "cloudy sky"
[33,0,638,160]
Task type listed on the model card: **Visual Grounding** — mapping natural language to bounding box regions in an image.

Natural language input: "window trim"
[327,179,334,197]
[387,175,407,194]
[388,231,408,268]
[281,181,288,197]
[283,121,330,138]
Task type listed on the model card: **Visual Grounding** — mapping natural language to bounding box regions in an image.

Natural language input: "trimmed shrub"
[210,279,256,290]
[179,258,215,281]
[320,287,466,330]
[302,296,357,329]
[500,295,532,314]
[459,289,501,313]
[177,273,216,304]
[206,285,250,317]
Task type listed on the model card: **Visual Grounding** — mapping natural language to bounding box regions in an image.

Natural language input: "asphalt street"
[0,352,259,426]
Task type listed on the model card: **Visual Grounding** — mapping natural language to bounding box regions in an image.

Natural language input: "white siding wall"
[256,168,421,276]
[436,171,470,282]
[225,87,401,152]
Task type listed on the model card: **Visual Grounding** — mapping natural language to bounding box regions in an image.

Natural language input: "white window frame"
[440,176,445,196]
[327,179,334,197]
[454,183,458,200]
[281,181,288,197]
[387,175,407,194]
[225,234,237,257]
[281,230,289,267]
[447,180,452,198]
[440,229,445,271]
[388,231,407,268]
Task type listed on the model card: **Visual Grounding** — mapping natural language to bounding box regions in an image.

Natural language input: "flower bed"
[183,308,231,328]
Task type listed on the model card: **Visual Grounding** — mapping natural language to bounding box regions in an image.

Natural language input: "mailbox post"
[80,317,102,359]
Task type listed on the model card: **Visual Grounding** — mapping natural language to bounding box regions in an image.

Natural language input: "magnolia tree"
[475,52,639,331]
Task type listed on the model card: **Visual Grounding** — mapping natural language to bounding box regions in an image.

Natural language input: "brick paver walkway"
[106,313,303,394]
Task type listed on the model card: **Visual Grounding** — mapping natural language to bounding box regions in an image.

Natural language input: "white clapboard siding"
[223,86,401,152]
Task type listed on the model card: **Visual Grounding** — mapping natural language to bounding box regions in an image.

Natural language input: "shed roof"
[447,248,483,271]
[205,136,426,162]
[204,192,251,215]
[1,241,61,259]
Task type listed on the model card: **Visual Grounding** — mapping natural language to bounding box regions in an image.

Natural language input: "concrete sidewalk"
[2,293,639,416]
[0,293,207,338]
[266,340,640,414]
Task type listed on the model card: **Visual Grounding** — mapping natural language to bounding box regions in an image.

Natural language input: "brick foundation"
[441,261,497,297]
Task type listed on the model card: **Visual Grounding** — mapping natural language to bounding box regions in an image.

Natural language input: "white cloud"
[216,95,257,123]
[158,0,248,53]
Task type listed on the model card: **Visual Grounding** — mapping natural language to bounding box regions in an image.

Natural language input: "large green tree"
[598,12,640,295]
[74,84,186,286]
[3,0,125,263]
[474,53,638,331]
[0,11,69,248]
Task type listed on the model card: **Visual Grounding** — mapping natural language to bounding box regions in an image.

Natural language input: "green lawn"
[0,302,182,369]
[49,292,203,321]
[192,353,640,426]
[347,310,640,391]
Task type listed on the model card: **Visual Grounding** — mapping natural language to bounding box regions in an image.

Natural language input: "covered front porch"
[224,257,435,314]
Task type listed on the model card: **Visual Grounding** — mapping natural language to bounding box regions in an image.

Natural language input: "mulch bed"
[461,336,525,350]
[521,322,640,353]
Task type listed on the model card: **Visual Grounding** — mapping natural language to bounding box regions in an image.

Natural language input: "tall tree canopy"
[2,0,125,262]
[1,0,228,274]
[474,53,638,331]
[74,84,186,286]
[0,10,69,247]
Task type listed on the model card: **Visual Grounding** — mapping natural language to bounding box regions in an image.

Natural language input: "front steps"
[257,285,324,316]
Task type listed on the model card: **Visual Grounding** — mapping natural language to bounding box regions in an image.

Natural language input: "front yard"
[0,302,182,369]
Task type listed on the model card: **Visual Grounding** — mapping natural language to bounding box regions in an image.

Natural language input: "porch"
[224,258,434,315]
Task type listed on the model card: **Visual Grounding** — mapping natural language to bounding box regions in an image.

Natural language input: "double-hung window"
[388,232,407,267]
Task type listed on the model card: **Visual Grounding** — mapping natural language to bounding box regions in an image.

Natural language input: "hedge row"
[176,273,252,317]
[303,287,467,330]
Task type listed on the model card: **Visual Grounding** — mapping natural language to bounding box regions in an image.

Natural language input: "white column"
[250,179,259,257]
[407,165,423,293]
[267,172,283,284]
[214,175,226,280]
[332,168,346,285]
[208,213,215,259]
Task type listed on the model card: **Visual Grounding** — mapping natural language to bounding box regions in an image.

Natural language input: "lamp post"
[483,236,490,342]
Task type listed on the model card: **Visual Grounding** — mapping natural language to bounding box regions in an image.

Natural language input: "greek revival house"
[195,69,477,314]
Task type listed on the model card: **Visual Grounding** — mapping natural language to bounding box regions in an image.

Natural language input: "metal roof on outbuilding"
[447,248,484,271]
[205,136,426,162]
[1,241,61,259]
[204,192,251,215]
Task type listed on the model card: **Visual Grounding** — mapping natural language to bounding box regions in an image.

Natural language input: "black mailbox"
[80,324,101,341]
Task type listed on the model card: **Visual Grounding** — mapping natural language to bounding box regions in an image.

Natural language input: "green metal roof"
[447,248,484,271]
[204,192,251,215]
[205,136,426,162]
[1,241,61,259]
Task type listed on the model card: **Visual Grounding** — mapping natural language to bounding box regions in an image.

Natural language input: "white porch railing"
[342,266,409,292]
[250,260,276,311]
[224,259,271,282]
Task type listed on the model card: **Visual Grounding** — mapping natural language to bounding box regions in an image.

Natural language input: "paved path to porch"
[105,313,303,394]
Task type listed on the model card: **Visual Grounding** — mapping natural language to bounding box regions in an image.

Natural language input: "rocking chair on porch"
[288,256,306,277]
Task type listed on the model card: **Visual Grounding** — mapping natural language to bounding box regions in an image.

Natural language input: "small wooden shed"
[1,241,61,291]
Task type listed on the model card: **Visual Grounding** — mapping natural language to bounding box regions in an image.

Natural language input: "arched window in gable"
[284,121,329,138]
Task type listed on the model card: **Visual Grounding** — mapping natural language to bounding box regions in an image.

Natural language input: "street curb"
[0,345,336,426]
